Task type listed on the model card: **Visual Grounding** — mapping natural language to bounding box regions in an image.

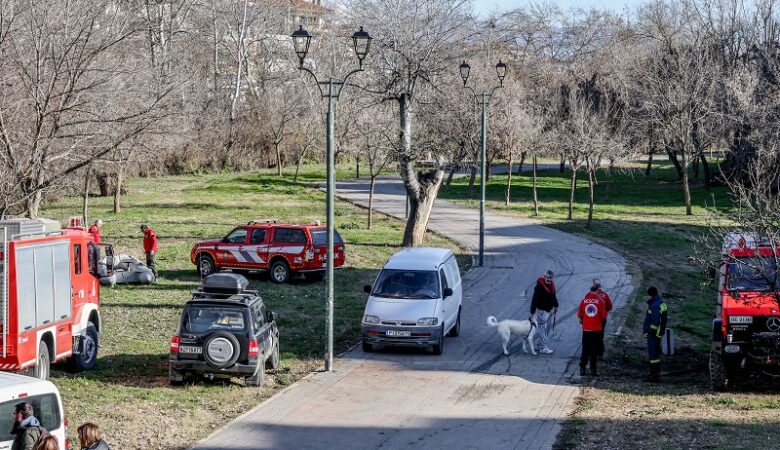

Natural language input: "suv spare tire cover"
[204,331,241,369]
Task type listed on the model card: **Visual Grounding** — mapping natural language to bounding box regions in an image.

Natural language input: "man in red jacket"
[88,219,103,244]
[578,285,608,376]
[592,278,613,358]
[141,224,159,281]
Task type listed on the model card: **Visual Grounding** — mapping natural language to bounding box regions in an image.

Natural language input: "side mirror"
[443,287,453,298]
[363,285,371,294]
[221,236,229,243]
[269,311,278,322]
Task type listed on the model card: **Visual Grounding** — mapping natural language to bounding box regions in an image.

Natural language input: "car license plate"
[180,346,202,354]
[386,330,411,337]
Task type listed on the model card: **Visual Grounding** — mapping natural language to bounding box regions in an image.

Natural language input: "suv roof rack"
[248,218,278,225]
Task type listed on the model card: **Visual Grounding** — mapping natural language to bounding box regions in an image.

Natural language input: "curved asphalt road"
[192,177,634,450]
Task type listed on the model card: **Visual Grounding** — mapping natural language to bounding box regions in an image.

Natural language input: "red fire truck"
[710,232,780,390]
[0,218,110,380]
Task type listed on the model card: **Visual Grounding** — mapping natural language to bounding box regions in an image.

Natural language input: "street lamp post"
[291,25,372,372]
[459,60,507,267]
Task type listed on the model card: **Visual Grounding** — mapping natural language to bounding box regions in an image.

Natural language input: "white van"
[361,247,462,355]
[0,373,67,450]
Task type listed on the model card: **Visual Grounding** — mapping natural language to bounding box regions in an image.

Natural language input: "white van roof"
[384,247,454,271]
[0,372,57,396]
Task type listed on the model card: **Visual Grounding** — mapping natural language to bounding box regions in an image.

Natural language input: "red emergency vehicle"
[710,232,780,390]
[190,220,345,283]
[0,218,111,380]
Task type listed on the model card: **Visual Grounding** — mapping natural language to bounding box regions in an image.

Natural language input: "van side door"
[439,268,454,329]
[248,227,269,270]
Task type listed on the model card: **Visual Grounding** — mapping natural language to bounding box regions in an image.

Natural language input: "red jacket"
[88,224,102,244]
[596,289,613,312]
[143,228,158,253]
[577,292,608,331]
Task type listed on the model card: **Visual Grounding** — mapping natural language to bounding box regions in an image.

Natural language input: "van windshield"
[371,269,440,299]
[727,257,779,292]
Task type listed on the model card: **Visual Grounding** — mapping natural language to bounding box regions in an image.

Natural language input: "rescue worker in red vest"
[531,270,559,354]
[643,286,667,382]
[140,224,159,281]
[88,219,102,244]
[592,278,612,358]
[578,286,608,376]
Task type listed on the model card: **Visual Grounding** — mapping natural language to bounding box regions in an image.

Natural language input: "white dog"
[487,316,538,356]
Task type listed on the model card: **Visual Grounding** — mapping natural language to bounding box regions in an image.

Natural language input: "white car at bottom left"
[0,372,67,450]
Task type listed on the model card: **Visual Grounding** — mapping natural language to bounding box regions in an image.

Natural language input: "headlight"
[417,317,438,326]
[363,315,380,324]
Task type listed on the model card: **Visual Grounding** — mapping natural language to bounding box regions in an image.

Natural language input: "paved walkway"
[193,177,634,450]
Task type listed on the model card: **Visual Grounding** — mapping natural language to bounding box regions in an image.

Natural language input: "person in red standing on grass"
[141,224,159,281]
[88,219,103,244]
[578,285,608,376]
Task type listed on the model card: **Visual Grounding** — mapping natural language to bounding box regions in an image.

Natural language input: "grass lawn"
[40,172,467,450]
[440,162,780,449]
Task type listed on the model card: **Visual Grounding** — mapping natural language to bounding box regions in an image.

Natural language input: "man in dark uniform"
[643,286,668,382]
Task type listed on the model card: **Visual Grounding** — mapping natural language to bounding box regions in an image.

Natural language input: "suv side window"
[251,302,265,332]
[440,268,449,292]
[250,228,266,244]
[274,228,306,243]
[225,228,247,244]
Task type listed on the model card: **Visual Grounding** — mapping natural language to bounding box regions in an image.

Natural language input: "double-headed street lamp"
[291,25,372,372]
[459,60,507,267]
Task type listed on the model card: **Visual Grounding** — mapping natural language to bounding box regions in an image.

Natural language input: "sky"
[473,0,649,17]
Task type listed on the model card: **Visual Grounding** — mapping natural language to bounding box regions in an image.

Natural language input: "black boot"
[644,364,660,382]
[590,361,599,377]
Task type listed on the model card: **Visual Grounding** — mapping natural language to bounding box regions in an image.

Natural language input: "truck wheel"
[448,308,461,337]
[709,349,729,391]
[245,363,265,387]
[270,260,290,284]
[265,342,280,370]
[70,323,99,372]
[432,325,445,355]
[32,341,51,380]
[198,254,216,277]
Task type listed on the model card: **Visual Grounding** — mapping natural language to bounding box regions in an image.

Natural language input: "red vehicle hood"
[723,291,780,315]
[194,239,222,247]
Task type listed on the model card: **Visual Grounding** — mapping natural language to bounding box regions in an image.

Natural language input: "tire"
[245,362,265,387]
[32,341,51,380]
[265,341,280,370]
[432,325,445,355]
[203,332,241,369]
[70,323,99,372]
[197,254,217,277]
[304,271,324,282]
[362,341,373,353]
[710,349,729,391]
[270,260,290,284]
[448,308,461,337]
[169,368,185,386]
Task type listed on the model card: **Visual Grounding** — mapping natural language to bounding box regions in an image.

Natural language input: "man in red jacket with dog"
[578,285,608,376]
[141,224,159,281]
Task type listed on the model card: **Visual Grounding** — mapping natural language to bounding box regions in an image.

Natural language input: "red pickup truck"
[191,220,345,283]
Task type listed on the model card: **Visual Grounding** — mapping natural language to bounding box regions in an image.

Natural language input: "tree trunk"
[532,156,539,216]
[560,154,566,173]
[505,152,513,206]
[666,147,684,180]
[445,166,457,187]
[467,166,476,198]
[113,166,125,214]
[26,190,42,219]
[645,148,654,177]
[275,143,283,177]
[368,175,375,229]
[517,151,527,176]
[568,167,577,220]
[355,156,360,179]
[692,154,700,179]
[402,170,443,246]
[603,161,612,201]
[82,164,93,224]
[700,153,712,189]
[587,169,595,229]
[681,151,692,215]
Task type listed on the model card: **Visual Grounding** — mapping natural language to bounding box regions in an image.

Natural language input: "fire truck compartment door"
[15,241,72,331]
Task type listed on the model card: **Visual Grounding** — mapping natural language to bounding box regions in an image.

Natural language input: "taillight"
[64,417,69,449]
[170,336,180,353]
[248,339,260,358]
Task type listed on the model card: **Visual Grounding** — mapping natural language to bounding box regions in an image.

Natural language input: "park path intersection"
[192,177,634,450]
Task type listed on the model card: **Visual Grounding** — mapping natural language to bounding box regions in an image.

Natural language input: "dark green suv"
[169,273,279,386]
